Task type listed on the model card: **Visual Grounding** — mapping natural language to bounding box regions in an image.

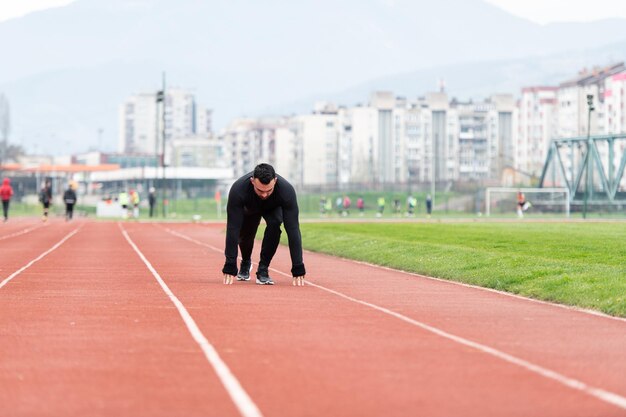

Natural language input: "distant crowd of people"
[102,187,157,219]
[38,179,78,222]
[318,194,433,218]
[0,176,161,223]
[0,174,534,224]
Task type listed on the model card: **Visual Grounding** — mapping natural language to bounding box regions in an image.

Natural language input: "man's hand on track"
[223,274,235,285]
[293,276,305,286]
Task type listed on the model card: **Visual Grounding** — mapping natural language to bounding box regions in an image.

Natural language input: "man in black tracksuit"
[63,185,77,221]
[222,163,306,286]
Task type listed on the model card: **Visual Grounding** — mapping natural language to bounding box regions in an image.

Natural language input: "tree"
[4,144,25,162]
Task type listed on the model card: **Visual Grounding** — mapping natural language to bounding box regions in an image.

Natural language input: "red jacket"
[0,178,13,201]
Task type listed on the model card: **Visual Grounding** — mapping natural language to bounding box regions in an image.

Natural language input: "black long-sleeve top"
[63,189,77,204]
[222,172,306,277]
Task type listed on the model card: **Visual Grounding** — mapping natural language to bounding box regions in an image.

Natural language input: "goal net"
[485,187,570,217]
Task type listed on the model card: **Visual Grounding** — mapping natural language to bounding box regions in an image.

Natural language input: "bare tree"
[4,144,24,162]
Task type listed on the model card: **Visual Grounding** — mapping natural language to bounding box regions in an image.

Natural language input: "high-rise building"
[604,72,626,134]
[296,103,343,187]
[451,95,515,182]
[557,63,625,138]
[488,94,516,181]
[516,87,558,181]
[221,92,515,188]
[426,92,455,183]
[119,88,212,155]
[274,120,302,187]
[118,92,159,155]
[220,117,286,180]
[347,105,377,184]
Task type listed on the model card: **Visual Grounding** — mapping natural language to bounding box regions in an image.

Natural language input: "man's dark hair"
[253,163,276,184]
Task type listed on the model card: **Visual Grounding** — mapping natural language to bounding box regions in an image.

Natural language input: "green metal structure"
[539,134,626,206]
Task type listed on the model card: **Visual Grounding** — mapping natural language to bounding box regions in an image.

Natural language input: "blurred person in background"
[377,196,385,217]
[0,177,14,222]
[63,183,77,221]
[342,195,351,216]
[407,195,417,217]
[130,189,140,219]
[357,196,364,216]
[118,190,129,219]
[39,180,52,222]
[148,187,156,218]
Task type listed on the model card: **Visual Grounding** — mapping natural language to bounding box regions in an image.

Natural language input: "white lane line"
[332,256,626,323]
[119,224,263,417]
[0,228,80,290]
[162,226,223,251]
[170,222,626,323]
[0,224,45,241]
[289,278,626,411]
[165,226,626,412]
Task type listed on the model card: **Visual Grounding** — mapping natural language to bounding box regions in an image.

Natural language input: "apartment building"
[220,117,292,180]
[450,94,515,182]
[219,92,518,188]
[404,100,432,183]
[347,93,430,186]
[346,105,377,184]
[557,63,626,138]
[423,92,452,183]
[488,94,516,180]
[119,88,212,155]
[119,92,159,154]
[295,103,347,187]
[270,121,301,188]
[515,63,626,188]
[516,87,558,180]
[370,92,396,183]
[604,72,626,134]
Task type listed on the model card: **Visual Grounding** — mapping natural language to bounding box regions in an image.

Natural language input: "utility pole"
[582,94,594,219]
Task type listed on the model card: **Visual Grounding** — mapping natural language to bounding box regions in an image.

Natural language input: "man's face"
[250,177,276,200]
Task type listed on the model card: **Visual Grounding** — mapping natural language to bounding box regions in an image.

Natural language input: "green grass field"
[297,221,626,317]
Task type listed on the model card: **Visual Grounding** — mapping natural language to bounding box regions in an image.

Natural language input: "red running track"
[0,219,625,417]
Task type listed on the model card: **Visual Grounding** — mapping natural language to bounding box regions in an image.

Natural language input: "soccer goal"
[485,187,570,217]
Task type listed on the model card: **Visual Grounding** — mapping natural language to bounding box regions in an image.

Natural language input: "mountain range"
[1,0,626,155]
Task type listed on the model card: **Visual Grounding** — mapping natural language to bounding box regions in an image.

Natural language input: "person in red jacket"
[0,178,14,222]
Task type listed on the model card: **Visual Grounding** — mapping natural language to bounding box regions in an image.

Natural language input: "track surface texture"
[1,219,625,417]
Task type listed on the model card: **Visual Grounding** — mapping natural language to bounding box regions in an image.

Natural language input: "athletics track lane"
[127,222,625,417]
[0,218,44,241]
[0,221,241,417]
[0,219,80,285]
[2,220,625,416]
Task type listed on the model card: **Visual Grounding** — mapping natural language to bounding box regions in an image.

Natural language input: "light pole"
[431,130,436,209]
[582,94,594,219]
[155,90,162,191]
[155,72,167,217]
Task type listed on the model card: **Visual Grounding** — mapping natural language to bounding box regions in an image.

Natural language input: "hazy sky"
[0,0,75,22]
[0,0,626,24]
[484,0,626,24]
